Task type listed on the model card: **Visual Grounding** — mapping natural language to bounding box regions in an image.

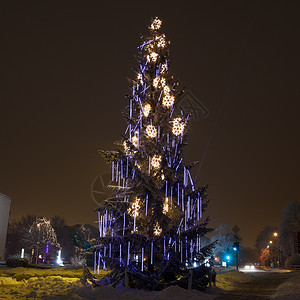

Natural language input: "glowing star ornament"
[143,103,151,117]
[151,155,161,169]
[154,222,162,236]
[162,94,175,108]
[172,117,185,136]
[151,17,162,30]
[146,124,157,138]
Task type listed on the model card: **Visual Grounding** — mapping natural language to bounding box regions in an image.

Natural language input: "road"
[215,270,300,299]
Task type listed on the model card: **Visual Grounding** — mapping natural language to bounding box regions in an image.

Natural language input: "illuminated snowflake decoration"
[146,124,157,138]
[163,197,169,214]
[172,117,185,136]
[149,52,158,62]
[127,198,141,217]
[132,135,138,148]
[162,94,175,108]
[163,85,170,94]
[154,222,162,236]
[153,77,160,88]
[160,77,166,87]
[143,103,151,117]
[151,17,162,30]
[151,155,161,169]
[123,141,129,152]
[156,34,166,48]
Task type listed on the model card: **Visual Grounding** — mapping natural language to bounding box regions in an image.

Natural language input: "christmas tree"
[95,17,214,290]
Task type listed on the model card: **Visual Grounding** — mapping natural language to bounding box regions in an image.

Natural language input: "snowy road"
[215,270,300,299]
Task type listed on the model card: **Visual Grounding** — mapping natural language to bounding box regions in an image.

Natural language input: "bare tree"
[23,217,60,264]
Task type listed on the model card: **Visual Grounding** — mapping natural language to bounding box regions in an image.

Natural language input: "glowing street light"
[269,240,273,244]
[273,232,278,237]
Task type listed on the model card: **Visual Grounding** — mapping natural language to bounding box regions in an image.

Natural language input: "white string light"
[150,17,162,30]
[162,94,175,108]
[146,124,157,138]
[151,155,161,169]
[154,221,162,236]
[172,117,185,136]
[143,103,151,117]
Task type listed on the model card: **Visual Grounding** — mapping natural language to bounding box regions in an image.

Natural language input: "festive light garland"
[153,221,162,236]
[146,124,157,138]
[151,155,161,169]
[162,94,175,108]
[143,103,151,117]
[150,17,162,30]
[172,117,185,136]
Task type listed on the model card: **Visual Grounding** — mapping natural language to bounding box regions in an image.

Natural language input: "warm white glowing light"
[123,141,129,152]
[150,52,158,62]
[128,198,141,217]
[163,85,170,94]
[132,135,138,147]
[143,103,151,117]
[151,155,161,169]
[163,198,169,214]
[151,17,162,30]
[153,77,160,88]
[162,94,175,108]
[154,222,162,236]
[160,77,166,87]
[160,63,166,73]
[156,34,166,48]
[172,117,185,136]
[146,124,157,138]
[161,173,165,180]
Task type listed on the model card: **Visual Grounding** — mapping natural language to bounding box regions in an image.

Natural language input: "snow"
[1,266,298,299]
[215,270,252,290]
[271,273,300,300]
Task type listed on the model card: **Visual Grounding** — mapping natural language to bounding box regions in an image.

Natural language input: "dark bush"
[284,255,300,268]
[6,257,29,268]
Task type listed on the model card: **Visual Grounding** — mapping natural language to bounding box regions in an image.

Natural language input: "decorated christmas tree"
[95,17,214,290]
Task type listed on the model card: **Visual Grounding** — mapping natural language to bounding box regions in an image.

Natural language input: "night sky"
[1,1,299,248]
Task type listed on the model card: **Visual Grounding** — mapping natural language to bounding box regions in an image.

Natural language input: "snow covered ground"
[271,273,300,300]
[0,266,299,299]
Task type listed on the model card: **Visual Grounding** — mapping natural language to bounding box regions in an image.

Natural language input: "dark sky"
[1,1,299,248]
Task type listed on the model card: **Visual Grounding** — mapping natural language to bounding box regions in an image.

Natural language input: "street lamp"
[273,232,278,237]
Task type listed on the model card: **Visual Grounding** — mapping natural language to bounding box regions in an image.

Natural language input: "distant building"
[0,193,11,260]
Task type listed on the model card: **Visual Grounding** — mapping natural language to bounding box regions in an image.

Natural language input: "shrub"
[6,257,29,268]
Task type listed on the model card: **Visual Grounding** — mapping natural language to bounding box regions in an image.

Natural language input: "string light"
[163,85,170,94]
[154,222,162,236]
[153,77,160,88]
[150,52,158,62]
[123,141,129,152]
[156,34,166,48]
[151,155,161,169]
[163,198,169,214]
[161,173,165,180]
[137,73,143,84]
[143,103,151,117]
[146,124,157,138]
[172,117,185,136]
[162,94,175,108]
[160,63,166,73]
[132,135,138,148]
[160,77,166,87]
[151,17,162,30]
[128,198,141,217]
